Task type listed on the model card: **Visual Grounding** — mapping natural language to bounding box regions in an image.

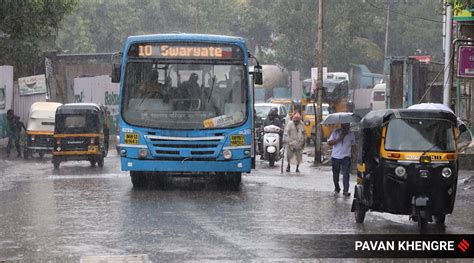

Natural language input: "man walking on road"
[328,123,356,196]
[283,112,305,173]
[6,109,26,158]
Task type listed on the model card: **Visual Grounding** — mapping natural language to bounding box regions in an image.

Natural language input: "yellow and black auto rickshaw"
[52,103,109,169]
[352,109,461,233]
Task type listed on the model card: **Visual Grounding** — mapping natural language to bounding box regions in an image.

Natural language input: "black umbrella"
[321,112,361,125]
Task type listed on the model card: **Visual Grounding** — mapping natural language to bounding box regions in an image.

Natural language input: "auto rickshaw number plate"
[230,135,245,146]
[124,133,139,145]
[88,145,98,152]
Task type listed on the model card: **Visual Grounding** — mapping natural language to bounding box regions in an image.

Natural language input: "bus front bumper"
[120,157,251,173]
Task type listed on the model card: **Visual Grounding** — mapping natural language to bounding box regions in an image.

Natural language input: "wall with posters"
[73,75,120,133]
[12,82,47,130]
[0,66,13,145]
[18,74,47,96]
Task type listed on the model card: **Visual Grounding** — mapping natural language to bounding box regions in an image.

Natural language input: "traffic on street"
[1,0,474,261]
[0,147,473,261]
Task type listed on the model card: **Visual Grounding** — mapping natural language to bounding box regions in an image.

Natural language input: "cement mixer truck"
[253,65,290,102]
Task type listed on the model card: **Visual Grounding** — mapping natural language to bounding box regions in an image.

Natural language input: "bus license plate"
[230,135,245,146]
[124,133,139,145]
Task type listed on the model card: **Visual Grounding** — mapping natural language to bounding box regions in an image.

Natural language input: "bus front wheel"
[219,172,241,189]
[130,171,148,188]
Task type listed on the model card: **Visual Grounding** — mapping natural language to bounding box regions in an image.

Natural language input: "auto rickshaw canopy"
[27,102,62,132]
[55,103,106,134]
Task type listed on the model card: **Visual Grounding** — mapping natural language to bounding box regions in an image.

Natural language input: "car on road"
[255,102,288,125]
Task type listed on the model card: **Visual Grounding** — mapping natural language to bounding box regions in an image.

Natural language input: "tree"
[55,0,445,77]
[0,0,77,77]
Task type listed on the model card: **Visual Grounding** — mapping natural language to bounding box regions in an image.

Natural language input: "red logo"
[458,239,470,253]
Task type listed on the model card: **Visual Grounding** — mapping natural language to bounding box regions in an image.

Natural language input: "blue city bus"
[112,33,262,188]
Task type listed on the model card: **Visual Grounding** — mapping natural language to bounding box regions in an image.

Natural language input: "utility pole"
[314,0,324,165]
[383,0,390,82]
[195,0,201,33]
[443,1,452,106]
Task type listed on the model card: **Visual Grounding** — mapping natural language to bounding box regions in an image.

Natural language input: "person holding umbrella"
[328,122,356,197]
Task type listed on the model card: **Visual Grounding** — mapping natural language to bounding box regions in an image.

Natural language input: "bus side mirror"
[111,52,122,83]
[253,64,263,85]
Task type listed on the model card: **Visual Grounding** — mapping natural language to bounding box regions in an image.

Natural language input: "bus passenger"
[175,73,202,110]
[138,71,170,101]
[177,73,201,98]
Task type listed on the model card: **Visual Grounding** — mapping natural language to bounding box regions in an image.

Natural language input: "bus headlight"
[395,166,406,177]
[138,148,148,159]
[223,149,232,160]
[441,167,452,178]
[120,149,127,157]
[304,120,310,126]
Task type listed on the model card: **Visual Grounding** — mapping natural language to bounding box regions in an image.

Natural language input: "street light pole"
[443,2,452,106]
[383,0,390,82]
[195,0,201,33]
[314,0,324,165]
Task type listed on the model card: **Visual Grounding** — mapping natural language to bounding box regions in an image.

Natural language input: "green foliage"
[0,0,77,77]
[386,1,443,61]
[269,0,444,76]
[0,0,446,78]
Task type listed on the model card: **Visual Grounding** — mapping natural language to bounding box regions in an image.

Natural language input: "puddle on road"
[80,254,150,263]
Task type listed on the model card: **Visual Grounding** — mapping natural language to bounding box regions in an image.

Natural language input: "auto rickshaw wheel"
[38,152,45,158]
[354,199,366,223]
[90,160,96,167]
[53,160,60,169]
[434,214,446,227]
[24,150,30,160]
[97,156,104,168]
[130,171,148,188]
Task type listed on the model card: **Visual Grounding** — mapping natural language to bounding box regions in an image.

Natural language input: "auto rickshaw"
[352,109,460,233]
[303,103,331,144]
[52,103,109,169]
[24,102,62,159]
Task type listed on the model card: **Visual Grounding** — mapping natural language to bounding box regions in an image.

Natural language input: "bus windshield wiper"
[207,75,216,103]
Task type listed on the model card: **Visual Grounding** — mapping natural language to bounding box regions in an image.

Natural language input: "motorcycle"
[263,125,282,167]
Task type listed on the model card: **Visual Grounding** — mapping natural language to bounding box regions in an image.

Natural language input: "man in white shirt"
[328,123,356,196]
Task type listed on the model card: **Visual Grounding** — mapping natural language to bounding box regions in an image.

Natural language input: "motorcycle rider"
[264,107,283,128]
[260,108,283,160]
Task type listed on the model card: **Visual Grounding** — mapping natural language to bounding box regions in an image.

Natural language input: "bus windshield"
[385,118,456,152]
[122,62,247,130]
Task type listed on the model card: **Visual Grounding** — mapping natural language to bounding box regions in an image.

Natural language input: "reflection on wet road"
[0,153,473,261]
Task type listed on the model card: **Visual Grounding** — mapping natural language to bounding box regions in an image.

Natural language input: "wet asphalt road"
[0,149,473,261]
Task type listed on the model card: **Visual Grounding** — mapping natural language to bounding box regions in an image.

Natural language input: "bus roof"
[126,33,246,45]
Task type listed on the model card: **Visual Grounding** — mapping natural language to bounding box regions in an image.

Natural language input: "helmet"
[268,107,278,118]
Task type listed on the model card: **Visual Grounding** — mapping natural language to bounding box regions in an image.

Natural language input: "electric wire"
[365,0,444,24]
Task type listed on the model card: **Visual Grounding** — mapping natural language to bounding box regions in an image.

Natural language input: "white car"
[254,102,289,125]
